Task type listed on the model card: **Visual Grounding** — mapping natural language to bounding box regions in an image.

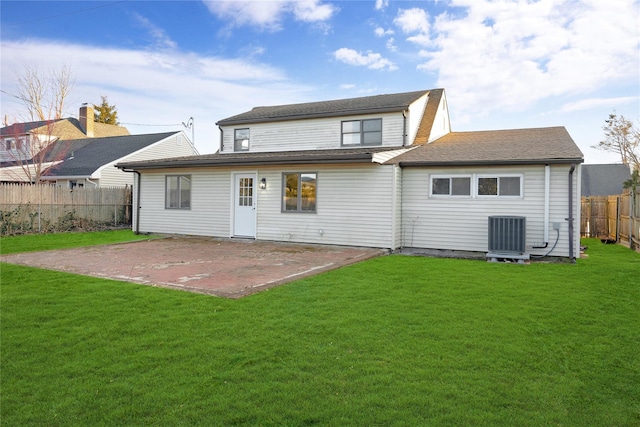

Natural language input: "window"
[283,172,317,212]
[341,119,382,146]
[234,128,250,151]
[431,176,471,196]
[478,176,521,197]
[165,175,191,209]
[5,138,16,150]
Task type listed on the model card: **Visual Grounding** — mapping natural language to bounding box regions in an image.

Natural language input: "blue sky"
[1,0,638,163]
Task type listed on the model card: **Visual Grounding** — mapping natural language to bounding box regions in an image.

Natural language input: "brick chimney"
[79,103,94,137]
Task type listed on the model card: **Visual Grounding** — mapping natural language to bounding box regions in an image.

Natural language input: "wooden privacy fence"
[581,189,639,250]
[0,183,132,235]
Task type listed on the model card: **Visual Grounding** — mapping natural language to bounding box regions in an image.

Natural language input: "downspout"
[402,110,407,146]
[568,164,576,263]
[218,126,224,152]
[533,164,550,249]
[134,171,141,235]
[86,177,99,187]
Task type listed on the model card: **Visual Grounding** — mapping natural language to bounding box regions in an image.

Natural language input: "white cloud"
[202,0,337,30]
[375,0,389,11]
[374,27,394,37]
[132,13,177,50]
[334,47,398,71]
[394,8,430,35]
[559,96,639,113]
[0,39,312,154]
[410,0,640,117]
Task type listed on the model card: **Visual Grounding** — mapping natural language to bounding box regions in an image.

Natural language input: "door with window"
[233,173,256,237]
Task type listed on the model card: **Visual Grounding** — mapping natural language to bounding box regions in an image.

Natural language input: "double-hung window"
[431,176,471,196]
[283,172,317,212]
[477,175,522,197]
[165,175,191,209]
[234,128,250,151]
[341,119,382,146]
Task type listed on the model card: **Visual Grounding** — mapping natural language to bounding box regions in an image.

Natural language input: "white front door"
[233,173,256,237]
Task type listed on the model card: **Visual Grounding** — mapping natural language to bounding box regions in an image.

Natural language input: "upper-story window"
[234,129,250,151]
[341,119,382,146]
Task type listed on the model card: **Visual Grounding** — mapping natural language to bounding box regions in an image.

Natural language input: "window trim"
[281,172,318,213]
[234,128,250,152]
[341,118,382,147]
[476,174,523,198]
[165,175,192,210]
[429,174,472,197]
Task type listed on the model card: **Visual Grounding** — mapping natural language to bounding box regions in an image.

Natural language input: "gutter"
[116,152,377,171]
[398,158,584,167]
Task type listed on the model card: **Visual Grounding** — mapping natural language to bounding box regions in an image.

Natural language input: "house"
[116,89,584,260]
[1,131,199,188]
[581,164,632,197]
[1,104,129,163]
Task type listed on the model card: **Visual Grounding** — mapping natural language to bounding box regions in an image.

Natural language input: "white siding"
[220,113,406,153]
[98,132,198,187]
[255,164,397,248]
[428,93,451,142]
[135,163,398,249]
[406,94,428,144]
[137,168,231,236]
[401,164,579,257]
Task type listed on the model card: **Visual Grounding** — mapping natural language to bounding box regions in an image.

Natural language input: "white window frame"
[429,174,472,197]
[341,118,382,146]
[476,174,523,198]
[234,128,250,152]
[165,175,192,209]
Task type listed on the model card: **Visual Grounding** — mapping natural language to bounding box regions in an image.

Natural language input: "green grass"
[0,229,152,255]
[1,238,639,426]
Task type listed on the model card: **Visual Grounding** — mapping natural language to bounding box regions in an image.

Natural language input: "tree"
[9,64,75,183]
[592,113,640,172]
[93,96,119,125]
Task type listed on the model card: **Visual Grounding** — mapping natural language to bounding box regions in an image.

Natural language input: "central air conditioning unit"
[488,216,527,255]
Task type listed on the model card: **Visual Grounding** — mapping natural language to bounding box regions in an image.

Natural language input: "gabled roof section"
[413,88,445,145]
[43,132,178,178]
[116,147,403,170]
[389,127,584,166]
[581,164,632,196]
[216,89,434,126]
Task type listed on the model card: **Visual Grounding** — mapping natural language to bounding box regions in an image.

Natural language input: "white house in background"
[116,89,585,260]
[1,131,198,188]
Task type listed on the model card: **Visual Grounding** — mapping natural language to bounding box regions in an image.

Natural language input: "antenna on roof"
[182,117,194,144]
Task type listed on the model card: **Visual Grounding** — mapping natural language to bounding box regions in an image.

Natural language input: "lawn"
[1,234,639,426]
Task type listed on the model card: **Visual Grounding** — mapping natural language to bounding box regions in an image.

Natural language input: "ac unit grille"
[488,216,526,254]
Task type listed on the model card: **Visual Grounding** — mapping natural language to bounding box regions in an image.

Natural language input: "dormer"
[216,89,450,154]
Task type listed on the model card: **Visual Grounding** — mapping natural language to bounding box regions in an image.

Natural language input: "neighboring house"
[0,104,130,163]
[581,164,632,197]
[116,89,584,260]
[1,131,198,188]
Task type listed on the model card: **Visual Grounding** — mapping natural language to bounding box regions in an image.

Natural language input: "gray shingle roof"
[389,127,584,166]
[43,132,178,177]
[216,89,435,125]
[581,164,632,196]
[116,146,400,170]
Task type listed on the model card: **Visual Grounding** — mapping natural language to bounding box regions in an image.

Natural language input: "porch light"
[259,177,267,189]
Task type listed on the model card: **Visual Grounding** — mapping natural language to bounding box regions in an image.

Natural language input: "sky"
[1,0,638,164]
